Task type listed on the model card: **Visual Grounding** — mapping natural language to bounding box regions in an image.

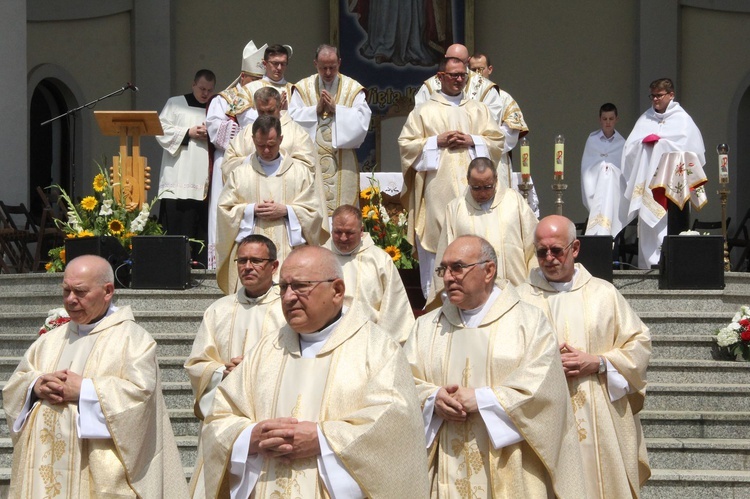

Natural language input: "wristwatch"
[597,356,607,374]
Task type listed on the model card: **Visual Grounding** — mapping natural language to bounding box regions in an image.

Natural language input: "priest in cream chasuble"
[404,236,585,498]
[429,158,537,307]
[324,204,415,344]
[216,115,328,295]
[201,246,429,498]
[289,45,371,216]
[516,215,652,498]
[2,255,186,499]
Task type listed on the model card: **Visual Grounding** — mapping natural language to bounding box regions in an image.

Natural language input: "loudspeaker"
[131,236,191,289]
[659,235,724,289]
[575,235,614,282]
[65,236,130,287]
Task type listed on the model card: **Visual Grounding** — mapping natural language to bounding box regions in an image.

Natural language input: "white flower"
[397,212,407,227]
[729,321,742,331]
[99,199,113,216]
[717,327,740,347]
[379,206,390,224]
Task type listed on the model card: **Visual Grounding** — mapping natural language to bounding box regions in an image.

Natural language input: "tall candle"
[520,136,531,181]
[554,134,565,178]
[717,143,729,184]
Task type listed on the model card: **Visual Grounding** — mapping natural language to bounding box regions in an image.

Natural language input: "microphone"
[125,82,139,92]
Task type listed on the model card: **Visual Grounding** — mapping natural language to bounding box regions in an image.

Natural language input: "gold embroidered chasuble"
[516,264,652,498]
[222,114,316,181]
[2,306,187,499]
[324,233,415,343]
[201,309,430,498]
[293,74,367,215]
[216,154,328,295]
[432,185,538,299]
[399,93,504,253]
[404,284,586,498]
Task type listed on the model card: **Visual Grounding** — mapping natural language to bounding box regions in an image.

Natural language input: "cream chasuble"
[216,154,328,295]
[3,306,187,499]
[201,309,430,498]
[399,93,504,253]
[404,283,586,498]
[290,74,371,216]
[517,264,652,497]
[432,185,537,302]
[324,233,415,343]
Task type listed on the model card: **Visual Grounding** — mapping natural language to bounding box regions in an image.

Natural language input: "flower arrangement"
[39,308,70,335]
[713,305,750,361]
[360,177,416,270]
[45,163,164,272]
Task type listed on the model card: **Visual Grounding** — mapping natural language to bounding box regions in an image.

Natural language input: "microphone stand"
[41,84,135,200]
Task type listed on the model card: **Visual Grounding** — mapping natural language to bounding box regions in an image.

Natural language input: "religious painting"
[331,0,474,172]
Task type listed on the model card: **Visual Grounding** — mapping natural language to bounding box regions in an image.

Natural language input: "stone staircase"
[0,270,748,498]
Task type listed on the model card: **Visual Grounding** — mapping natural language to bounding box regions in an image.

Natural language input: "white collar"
[439,91,463,106]
[298,307,347,358]
[73,303,118,336]
[537,267,579,293]
[459,286,501,328]
[258,154,283,176]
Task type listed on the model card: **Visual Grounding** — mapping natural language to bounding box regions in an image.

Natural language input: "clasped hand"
[250,417,320,463]
[434,385,478,422]
[33,369,83,404]
[255,200,287,221]
[437,131,474,150]
[559,342,600,378]
[316,90,336,117]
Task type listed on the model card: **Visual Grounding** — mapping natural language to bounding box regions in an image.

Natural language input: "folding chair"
[34,187,67,271]
[0,202,36,272]
[728,208,750,271]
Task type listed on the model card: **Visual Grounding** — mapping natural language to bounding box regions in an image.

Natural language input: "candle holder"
[718,187,731,272]
[518,177,533,201]
[552,179,567,215]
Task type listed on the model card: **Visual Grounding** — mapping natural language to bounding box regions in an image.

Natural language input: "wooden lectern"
[94,111,163,211]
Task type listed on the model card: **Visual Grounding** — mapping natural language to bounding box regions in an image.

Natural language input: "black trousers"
[159,198,208,266]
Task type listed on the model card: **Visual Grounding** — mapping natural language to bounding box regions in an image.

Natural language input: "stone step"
[0,435,199,470]
[651,335,716,360]
[638,312,730,336]
[641,411,750,440]
[647,359,750,383]
[618,290,747,313]
[0,270,218,293]
[646,438,750,471]
[612,270,750,293]
[642,469,750,498]
[645,383,750,412]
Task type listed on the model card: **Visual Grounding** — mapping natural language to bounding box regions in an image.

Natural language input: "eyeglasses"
[234,257,274,268]
[266,61,288,67]
[649,93,670,100]
[471,67,486,74]
[535,241,574,259]
[469,184,496,191]
[441,72,468,80]
[278,279,336,296]
[435,260,489,277]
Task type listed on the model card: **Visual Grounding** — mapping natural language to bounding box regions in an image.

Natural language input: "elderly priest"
[201,245,429,498]
[3,255,187,498]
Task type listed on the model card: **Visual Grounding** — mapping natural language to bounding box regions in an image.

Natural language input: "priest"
[399,56,504,297]
[516,215,652,498]
[324,204,415,343]
[216,115,327,294]
[201,246,430,498]
[404,235,585,498]
[3,255,187,498]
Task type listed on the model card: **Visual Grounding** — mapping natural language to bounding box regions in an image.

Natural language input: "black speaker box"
[575,235,614,282]
[131,236,191,289]
[659,235,724,289]
[65,236,130,287]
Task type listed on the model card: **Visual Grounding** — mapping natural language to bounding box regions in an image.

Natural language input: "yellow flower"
[77,230,95,238]
[45,262,53,271]
[92,174,106,192]
[360,186,379,200]
[80,196,98,211]
[59,249,66,263]
[66,233,76,239]
[384,245,401,262]
[362,205,379,220]
[108,219,124,235]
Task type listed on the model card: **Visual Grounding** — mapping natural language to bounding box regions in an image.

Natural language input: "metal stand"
[719,187,731,271]
[552,178,567,215]
[518,178,533,201]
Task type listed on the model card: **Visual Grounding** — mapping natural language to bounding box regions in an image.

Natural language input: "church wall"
[27,12,134,189]
[681,6,750,225]
[474,1,639,221]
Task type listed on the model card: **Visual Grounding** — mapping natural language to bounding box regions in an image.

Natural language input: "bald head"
[534,215,579,283]
[62,255,115,324]
[534,215,576,245]
[445,44,469,62]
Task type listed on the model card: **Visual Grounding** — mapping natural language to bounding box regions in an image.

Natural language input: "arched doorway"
[29,79,72,219]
